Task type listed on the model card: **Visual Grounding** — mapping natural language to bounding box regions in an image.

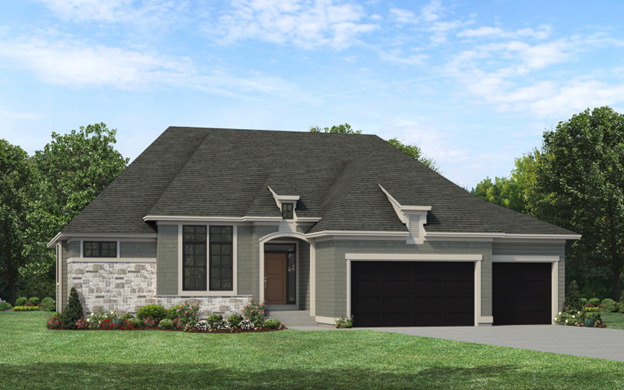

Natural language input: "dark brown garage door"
[351,261,474,327]
[493,263,551,325]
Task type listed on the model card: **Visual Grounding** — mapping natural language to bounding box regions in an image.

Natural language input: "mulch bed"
[51,327,287,333]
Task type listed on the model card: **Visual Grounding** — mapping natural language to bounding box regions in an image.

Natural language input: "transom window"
[84,241,117,257]
[183,226,207,291]
[210,226,233,291]
[282,203,293,219]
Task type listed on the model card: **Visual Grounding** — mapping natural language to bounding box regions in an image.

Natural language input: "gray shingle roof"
[62,126,576,236]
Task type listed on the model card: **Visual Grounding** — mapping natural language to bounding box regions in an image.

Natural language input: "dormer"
[268,185,300,219]
[379,184,431,244]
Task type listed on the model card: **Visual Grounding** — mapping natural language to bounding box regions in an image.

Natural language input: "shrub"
[602,299,619,313]
[143,315,158,328]
[130,318,143,328]
[620,304,624,314]
[120,313,135,321]
[584,302,595,308]
[589,298,601,307]
[29,297,40,306]
[586,312,606,328]
[207,314,223,328]
[564,281,583,313]
[24,301,35,307]
[585,307,601,312]
[166,306,178,320]
[137,304,166,322]
[263,319,281,329]
[581,298,588,305]
[196,320,208,331]
[15,297,28,306]
[0,302,12,311]
[158,319,175,329]
[40,299,56,312]
[101,318,133,330]
[61,287,84,330]
[13,306,39,311]
[47,313,63,329]
[334,315,354,328]
[555,311,584,326]
[86,310,116,329]
[239,319,254,330]
[228,314,243,328]
[171,303,200,331]
[76,317,88,329]
[242,300,265,326]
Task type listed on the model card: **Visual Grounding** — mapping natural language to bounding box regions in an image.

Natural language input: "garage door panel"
[493,263,551,325]
[352,261,474,327]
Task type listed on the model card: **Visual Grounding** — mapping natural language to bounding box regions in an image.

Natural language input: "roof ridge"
[146,129,212,216]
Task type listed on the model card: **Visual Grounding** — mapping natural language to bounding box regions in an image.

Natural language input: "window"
[210,226,233,291]
[183,226,207,291]
[282,203,293,219]
[84,241,117,257]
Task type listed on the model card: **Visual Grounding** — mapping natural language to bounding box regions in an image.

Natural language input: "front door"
[265,253,287,304]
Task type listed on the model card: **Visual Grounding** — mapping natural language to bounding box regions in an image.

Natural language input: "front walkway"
[289,325,624,362]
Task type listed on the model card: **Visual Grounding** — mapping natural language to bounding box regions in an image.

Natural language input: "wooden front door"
[265,253,287,304]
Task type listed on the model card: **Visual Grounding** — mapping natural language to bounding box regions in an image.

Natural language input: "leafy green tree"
[0,140,36,305]
[23,123,129,295]
[537,107,624,300]
[309,124,441,173]
[309,123,362,134]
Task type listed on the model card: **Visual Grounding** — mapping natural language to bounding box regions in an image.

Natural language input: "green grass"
[2,312,624,389]
[602,312,624,329]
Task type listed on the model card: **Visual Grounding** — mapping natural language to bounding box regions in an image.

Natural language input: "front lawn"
[1,312,624,389]
[601,312,624,329]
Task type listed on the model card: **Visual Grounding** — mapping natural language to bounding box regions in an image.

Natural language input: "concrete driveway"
[290,325,624,362]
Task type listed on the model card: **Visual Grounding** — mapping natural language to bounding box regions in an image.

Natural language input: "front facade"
[49,127,579,326]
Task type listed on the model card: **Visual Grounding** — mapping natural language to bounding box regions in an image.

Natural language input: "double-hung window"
[84,241,117,257]
[183,226,207,291]
[210,226,233,291]
[282,203,293,219]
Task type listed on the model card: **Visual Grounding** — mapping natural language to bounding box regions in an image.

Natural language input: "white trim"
[479,316,494,324]
[178,224,239,297]
[145,215,283,223]
[426,232,581,240]
[492,255,559,263]
[116,241,120,258]
[306,230,408,239]
[314,235,406,242]
[47,232,63,248]
[67,257,156,263]
[491,255,560,325]
[57,243,62,313]
[259,231,311,303]
[345,253,483,327]
[310,239,316,317]
[315,316,336,325]
[295,217,322,223]
[80,240,83,258]
[345,253,483,261]
[47,232,157,248]
[69,237,156,243]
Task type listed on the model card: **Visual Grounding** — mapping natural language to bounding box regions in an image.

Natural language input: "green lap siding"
[156,225,178,295]
[299,241,310,310]
[315,239,492,319]
[120,242,157,258]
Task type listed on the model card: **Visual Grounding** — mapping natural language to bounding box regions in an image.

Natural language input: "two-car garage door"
[351,261,474,327]
[351,261,552,327]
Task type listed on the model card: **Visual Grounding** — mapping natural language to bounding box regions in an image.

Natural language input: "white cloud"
[210,0,378,49]
[0,35,297,98]
[458,25,552,40]
[390,1,468,44]
[34,0,185,25]
[0,109,43,120]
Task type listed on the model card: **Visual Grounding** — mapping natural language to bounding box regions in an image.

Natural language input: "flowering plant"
[239,319,254,330]
[171,303,200,331]
[196,320,208,331]
[47,313,63,330]
[242,300,265,327]
[143,315,158,328]
[13,306,40,311]
[334,315,354,329]
[555,311,584,326]
[86,310,118,329]
[76,317,88,329]
[101,318,133,330]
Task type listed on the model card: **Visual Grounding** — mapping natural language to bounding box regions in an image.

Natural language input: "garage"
[351,261,474,327]
[493,263,552,325]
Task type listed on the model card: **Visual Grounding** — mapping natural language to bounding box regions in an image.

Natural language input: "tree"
[0,140,36,305]
[309,124,441,173]
[22,123,129,297]
[537,107,624,300]
[387,138,441,173]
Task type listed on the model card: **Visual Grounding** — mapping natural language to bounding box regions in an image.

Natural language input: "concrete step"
[265,310,318,327]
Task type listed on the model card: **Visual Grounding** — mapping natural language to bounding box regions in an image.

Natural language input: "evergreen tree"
[564,280,583,313]
[62,287,84,329]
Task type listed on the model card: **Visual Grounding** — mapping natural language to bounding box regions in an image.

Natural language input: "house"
[48,127,580,327]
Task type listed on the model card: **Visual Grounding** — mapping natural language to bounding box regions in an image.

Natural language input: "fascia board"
[47,232,158,248]
[46,232,63,248]
[144,215,283,222]
[306,230,409,239]
[425,231,581,240]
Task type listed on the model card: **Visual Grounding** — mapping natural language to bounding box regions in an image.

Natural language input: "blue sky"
[1,0,623,189]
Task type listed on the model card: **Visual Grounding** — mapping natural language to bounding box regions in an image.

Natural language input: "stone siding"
[158,297,252,319]
[68,262,157,314]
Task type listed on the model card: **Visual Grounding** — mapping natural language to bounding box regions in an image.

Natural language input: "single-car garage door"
[493,263,551,325]
[351,261,474,327]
